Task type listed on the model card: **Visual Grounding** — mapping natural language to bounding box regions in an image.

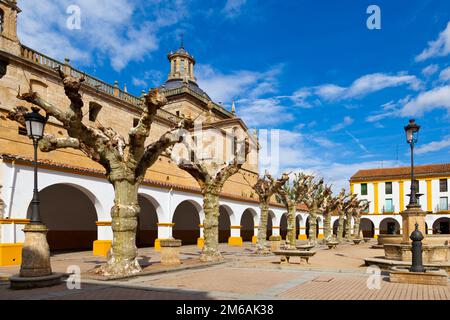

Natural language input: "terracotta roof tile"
[350,163,450,182]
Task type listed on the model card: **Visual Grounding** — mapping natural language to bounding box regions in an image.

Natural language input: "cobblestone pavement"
[0,241,449,300]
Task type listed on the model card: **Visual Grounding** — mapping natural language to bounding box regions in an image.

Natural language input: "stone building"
[348,164,450,239]
[0,1,315,266]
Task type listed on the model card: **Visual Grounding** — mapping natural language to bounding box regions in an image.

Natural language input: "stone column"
[93,220,112,256]
[400,204,426,244]
[252,225,258,244]
[318,227,324,239]
[155,222,174,251]
[374,227,380,239]
[197,224,204,248]
[298,226,307,240]
[228,226,243,246]
[272,225,280,236]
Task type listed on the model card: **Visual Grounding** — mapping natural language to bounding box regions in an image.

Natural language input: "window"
[88,102,102,122]
[0,9,4,34]
[439,197,448,211]
[384,199,394,213]
[385,182,393,195]
[440,179,448,192]
[361,183,368,195]
[180,59,185,74]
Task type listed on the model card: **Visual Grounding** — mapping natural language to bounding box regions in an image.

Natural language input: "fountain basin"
[389,266,448,286]
[384,244,449,263]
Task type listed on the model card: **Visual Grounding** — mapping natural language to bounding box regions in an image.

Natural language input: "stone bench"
[296,244,315,251]
[326,241,339,249]
[273,250,316,264]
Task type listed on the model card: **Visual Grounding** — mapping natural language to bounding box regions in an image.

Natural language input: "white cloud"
[400,85,450,116]
[415,21,450,62]
[330,116,354,132]
[223,0,247,18]
[236,98,294,128]
[439,67,450,83]
[17,0,188,71]
[345,131,368,153]
[422,64,439,77]
[415,136,450,155]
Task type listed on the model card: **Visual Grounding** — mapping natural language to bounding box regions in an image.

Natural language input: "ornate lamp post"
[10,107,62,289]
[404,119,420,205]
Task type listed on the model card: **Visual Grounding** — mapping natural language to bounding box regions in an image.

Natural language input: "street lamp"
[404,119,420,205]
[24,107,48,224]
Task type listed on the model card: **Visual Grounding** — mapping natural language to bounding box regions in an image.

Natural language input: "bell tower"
[0,0,21,55]
[167,37,196,83]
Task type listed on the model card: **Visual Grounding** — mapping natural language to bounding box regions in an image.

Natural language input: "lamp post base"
[9,273,64,290]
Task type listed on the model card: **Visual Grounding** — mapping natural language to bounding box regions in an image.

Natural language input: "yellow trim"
[0,219,30,224]
[157,223,175,227]
[318,234,324,239]
[197,237,204,248]
[154,238,170,251]
[374,182,379,214]
[350,183,354,194]
[0,243,23,266]
[399,181,405,212]
[93,240,111,256]
[426,180,432,212]
[252,235,257,244]
[351,176,450,185]
[228,236,243,246]
[298,234,307,240]
[272,226,280,229]
[254,225,259,228]
[198,224,204,228]
[230,226,242,229]
[95,221,111,226]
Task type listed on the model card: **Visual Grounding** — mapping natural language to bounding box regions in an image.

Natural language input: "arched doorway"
[219,205,232,243]
[27,184,97,252]
[280,214,288,240]
[136,194,159,248]
[360,218,375,238]
[305,216,319,238]
[172,200,201,245]
[295,215,302,239]
[379,218,400,235]
[240,209,255,242]
[267,210,275,239]
[433,217,450,234]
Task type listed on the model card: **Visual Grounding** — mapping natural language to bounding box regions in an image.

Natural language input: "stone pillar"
[298,226,307,240]
[318,227,324,239]
[93,221,112,257]
[228,226,243,246]
[252,225,258,244]
[374,227,380,239]
[400,204,426,244]
[272,226,280,236]
[197,224,204,248]
[155,222,174,251]
[160,239,181,266]
[19,224,51,277]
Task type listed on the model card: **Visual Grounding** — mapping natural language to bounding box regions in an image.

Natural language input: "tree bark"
[286,202,296,248]
[337,212,345,242]
[98,179,141,276]
[256,201,270,253]
[323,211,331,241]
[200,187,221,262]
[353,215,361,239]
[308,209,317,243]
[344,211,352,241]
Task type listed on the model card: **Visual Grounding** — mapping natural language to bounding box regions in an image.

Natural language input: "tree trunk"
[337,212,345,242]
[353,215,361,239]
[286,202,296,248]
[98,179,141,276]
[200,189,222,262]
[256,201,270,254]
[323,211,331,241]
[308,209,317,244]
[344,211,352,241]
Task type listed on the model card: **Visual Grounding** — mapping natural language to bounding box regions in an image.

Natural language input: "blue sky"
[17,0,450,191]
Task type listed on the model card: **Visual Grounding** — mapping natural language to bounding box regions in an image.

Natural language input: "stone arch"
[360,218,375,238]
[136,194,160,248]
[240,208,256,242]
[26,183,99,251]
[432,217,450,234]
[172,200,201,245]
[280,213,288,240]
[379,218,401,235]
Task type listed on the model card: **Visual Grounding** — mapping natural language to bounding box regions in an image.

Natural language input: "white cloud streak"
[415,21,450,62]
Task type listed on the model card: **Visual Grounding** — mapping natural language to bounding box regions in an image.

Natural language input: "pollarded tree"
[352,199,370,239]
[342,193,358,241]
[172,128,250,262]
[276,173,307,249]
[301,176,325,244]
[333,188,348,242]
[244,172,289,253]
[7,70,190,276]
[319,184,335,241]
